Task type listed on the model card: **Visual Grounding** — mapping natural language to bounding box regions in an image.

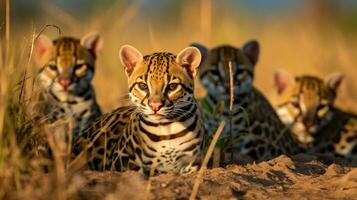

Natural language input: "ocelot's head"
[34,33,103,98]
[191,41,259,98]
[119,45,201,120]
[274,70,344,144]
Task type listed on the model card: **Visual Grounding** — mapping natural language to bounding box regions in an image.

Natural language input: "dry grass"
[0,0,356,199]
[189,121,225,200]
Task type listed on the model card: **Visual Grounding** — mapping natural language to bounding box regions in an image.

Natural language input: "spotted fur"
[274,70,357,161]
[73,45,204,174]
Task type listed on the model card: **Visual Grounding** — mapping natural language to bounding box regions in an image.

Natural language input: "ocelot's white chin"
[308,126,317,133]
[50,86,78,101]
[295,132,315,144]
[292,125,315,144]
[147,114,166,120]
[52,89,75,96]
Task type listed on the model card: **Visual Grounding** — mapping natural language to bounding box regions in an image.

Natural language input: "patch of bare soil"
[76,155,357,200]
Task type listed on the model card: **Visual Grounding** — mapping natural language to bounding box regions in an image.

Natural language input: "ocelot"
[29,33,102,157]
[192,41,299,165]
[73,45,204,174]
[274,70,357,162]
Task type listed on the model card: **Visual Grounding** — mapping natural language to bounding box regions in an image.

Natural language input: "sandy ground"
[71,154,357,200]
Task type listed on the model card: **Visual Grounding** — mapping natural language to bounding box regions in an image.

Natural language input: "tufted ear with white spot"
[242,40,260,66]
[274,69,295,95]
[119,45,143,77]
[33,34,53,66]
[81,32,103,57]
[176,47,202,78]
[325,73,344,93]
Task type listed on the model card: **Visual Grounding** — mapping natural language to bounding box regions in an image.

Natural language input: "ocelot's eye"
[236,67,246,75]
[75,64,88,77]
[48,64,57,71]
[317,105,329,117]
[317,104,326,110]
[168,83,179,91]
[209,69,219,75]
[138,82,148,90]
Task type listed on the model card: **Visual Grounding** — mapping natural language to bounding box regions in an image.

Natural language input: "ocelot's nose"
[149,98,163,113]
[59,79,72,90]
[303,120,314,131]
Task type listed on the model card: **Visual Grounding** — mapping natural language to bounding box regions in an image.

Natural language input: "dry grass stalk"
[17,30,36,103]
[212,147,220,168]
[189,121,225,200]
[102,128,108,171]
[0,54,7,137]
[145,158,158,199]
[5,0,10,45]
[0,0,11,135]
[68,116,116,173]
[44,127,66,200]
[9,120,22,191]
[200,0,211,44]
[66,120,74,167]
[228,61,234,163]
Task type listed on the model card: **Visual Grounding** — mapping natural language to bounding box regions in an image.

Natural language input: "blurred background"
[1,0,357,112]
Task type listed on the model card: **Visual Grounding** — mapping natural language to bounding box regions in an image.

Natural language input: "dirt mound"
[73,154,357,200]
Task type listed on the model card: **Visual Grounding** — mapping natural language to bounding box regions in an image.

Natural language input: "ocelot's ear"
[242,40,259,66]
[190,42,208,67]
[176,47,202,78]
[274,69,295,95]
[119,45,143,77]
[325,73,344,93]
[81,32,103,57]
[33,34,53,66]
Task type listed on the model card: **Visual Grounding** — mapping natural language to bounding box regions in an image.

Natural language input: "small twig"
[189,121,225,200]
